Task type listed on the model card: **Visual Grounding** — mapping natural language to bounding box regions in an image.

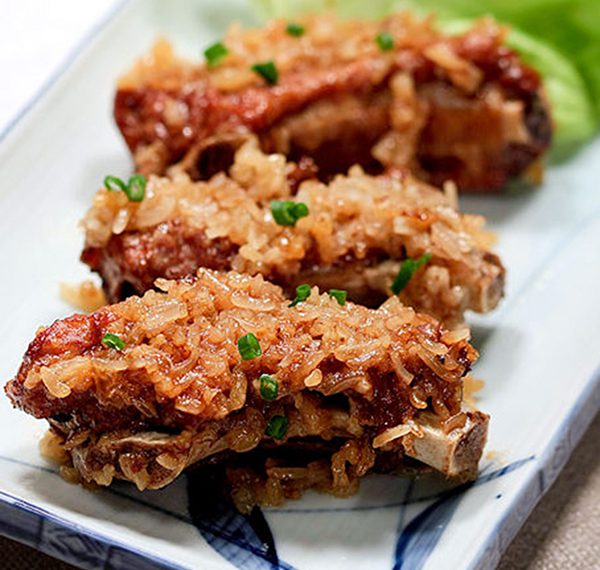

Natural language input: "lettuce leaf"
[440,19,596,160]
[251,0,394,19]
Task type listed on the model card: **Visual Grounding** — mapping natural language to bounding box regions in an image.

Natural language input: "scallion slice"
[125,174,146,202]
[259,374,278,401]
[104,175,127,192]
[102,173,146,202]
[101,333,125,351]
[286,22,305,37]
[266,415,288,439]
[391,253,432,295]
[376,32,394,52]
[328,289,347,306]
[270,200,309,226]
[237,332,262,360]
[288,284,311,307]
[252,61,279,85]
[204,42,229,67]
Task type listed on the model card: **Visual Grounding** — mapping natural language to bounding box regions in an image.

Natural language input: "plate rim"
[1,2,599,569]
[469,363,600,569]
[0,1,187,568]
[0,486,184,570]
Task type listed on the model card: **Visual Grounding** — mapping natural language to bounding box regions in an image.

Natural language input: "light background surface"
[0,0,120,133]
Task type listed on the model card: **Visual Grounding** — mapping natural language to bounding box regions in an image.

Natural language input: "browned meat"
[81,219,237,302]
[114,14,551,190]
[6,269,488,506]
[81,138,504,324]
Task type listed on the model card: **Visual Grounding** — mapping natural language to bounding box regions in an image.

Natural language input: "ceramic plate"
[1,1,599,568]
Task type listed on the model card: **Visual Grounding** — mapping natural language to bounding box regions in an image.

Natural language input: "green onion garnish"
[270,200,309,226]
[237,333,262,360]
[328,289,347,306]
[286,22,305,37]
[266,415,289,439]
[288,284,311,307]
[125,174,146,202]
[103,173,146,202]
[391,253,432,295]
[104,175,127,192]
[376,32,394,52]
[204,42,229,68]
[259,374,278,401]
[101,333,125,351]
[251,61,279,85]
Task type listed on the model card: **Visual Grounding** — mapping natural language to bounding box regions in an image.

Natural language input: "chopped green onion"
[237,332,262,360]
[259,374,278,401]
[204,42,229,68]
[391,253,432,295]
[101,332,125,351]
[376,32,394,52]
[125,174,146,202]
[252,61,279,85]
[288,284,311,307]
[270,200,309,226]
[266,415,288,440]
[104,175,127,192]
[286,22,305,37]
[328,289,347,306]
[103,174,147,202]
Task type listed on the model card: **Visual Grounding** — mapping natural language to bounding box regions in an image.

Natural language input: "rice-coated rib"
[81,138,504,325]
[6,270,486,495]
[402,408,489,480]
[115,14,551,190]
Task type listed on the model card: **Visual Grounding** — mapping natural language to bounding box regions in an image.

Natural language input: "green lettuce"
[440,19,596,160]
[251,0,394,20]
[252,0,600,156]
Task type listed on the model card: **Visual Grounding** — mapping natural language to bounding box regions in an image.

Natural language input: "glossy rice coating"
[82,138,504,324]
[6,270,483,495]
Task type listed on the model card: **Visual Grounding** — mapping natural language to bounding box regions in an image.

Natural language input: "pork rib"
[81,138,504,325]
[114,14,552,190]
[6,270,488,506]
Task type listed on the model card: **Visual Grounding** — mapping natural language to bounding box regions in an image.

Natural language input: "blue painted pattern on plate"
[179,457,534,570]
[393,457,534,569]
[186,468,295,569]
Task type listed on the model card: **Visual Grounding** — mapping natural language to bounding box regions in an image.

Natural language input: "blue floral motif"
[184,457,533,570]
[185,470,295,570]
[393,456,535,569]
[394,487,466,569]
[0,452,533,570]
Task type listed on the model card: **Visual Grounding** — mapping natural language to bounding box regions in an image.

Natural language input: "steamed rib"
[6,269,488,501]
[115,14,552,190]
[402,409,489,479]
[81,138,504,325]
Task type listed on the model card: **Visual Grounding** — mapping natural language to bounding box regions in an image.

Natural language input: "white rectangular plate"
[1,1,599,569]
